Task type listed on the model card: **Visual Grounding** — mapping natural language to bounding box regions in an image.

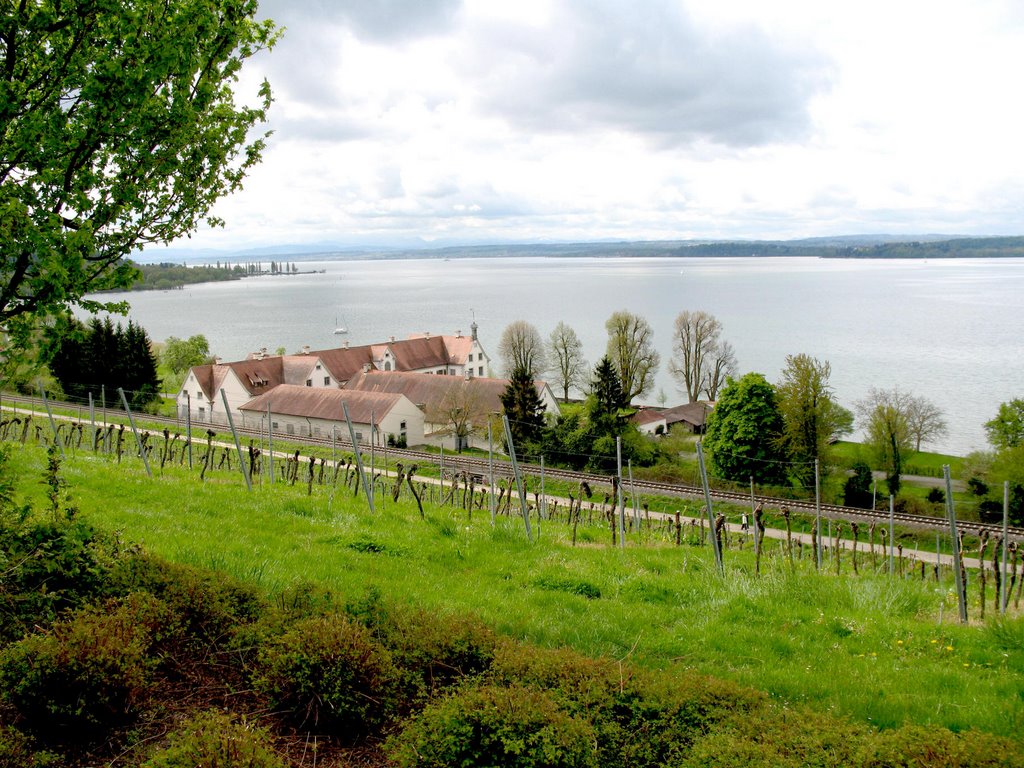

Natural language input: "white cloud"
[172,0,1024,251]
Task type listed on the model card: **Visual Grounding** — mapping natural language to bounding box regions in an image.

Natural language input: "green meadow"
[8,442,1022,741]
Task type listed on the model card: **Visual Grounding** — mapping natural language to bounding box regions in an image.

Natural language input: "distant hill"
[136,235,1024,264]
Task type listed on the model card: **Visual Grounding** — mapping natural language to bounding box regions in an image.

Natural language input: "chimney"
[301,345,310,355]
[424,331,431,339]
[389,335,395,343]
[343,340,349,349]
[214,356,223,365]
[455,329,462,338]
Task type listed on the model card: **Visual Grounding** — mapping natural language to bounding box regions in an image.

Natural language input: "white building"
[237,385,425,447]
[176,323,491,425]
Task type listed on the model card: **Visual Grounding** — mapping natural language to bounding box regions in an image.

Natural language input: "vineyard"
[1,394,1023,766]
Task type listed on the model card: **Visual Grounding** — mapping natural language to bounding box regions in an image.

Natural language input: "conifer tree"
[500,365,546,451]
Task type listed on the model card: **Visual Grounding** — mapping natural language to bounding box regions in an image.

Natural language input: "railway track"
[3,391,1021,541]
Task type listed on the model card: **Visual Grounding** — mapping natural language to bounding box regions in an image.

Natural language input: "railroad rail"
[3,391,1021,541]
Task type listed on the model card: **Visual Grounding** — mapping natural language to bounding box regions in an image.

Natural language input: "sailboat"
[333,315,348,335]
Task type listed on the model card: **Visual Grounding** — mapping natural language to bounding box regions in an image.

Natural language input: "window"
[315,363,322,370]
[437,369,443,374]
[198,407,205,417]
[196,391,202,399]
[384,361,391,371]
[400,420,407,430]
[272,421,279,429]
[468,353,473,362]
[324,376,330,385]
[306,379,312,387]
[286,424,294,435]
[355,431,363,442]
[479,366,484,376]
[314,426,321,435]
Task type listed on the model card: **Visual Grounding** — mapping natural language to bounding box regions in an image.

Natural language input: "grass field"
[7,441,1022,740]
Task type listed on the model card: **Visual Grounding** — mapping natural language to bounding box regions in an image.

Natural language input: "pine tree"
[500,365,546,452]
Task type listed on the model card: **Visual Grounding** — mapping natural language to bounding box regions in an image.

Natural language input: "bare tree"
[423,379,491,452]
[702,339,737,401]
[669,310,724,403]
[856,387,913,496]
[605,310,659,403]
[546,321,587,401]
[906,394,948,452]
[498,320,545,378]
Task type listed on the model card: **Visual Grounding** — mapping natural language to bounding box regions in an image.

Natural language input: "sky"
[167,0,1024,253]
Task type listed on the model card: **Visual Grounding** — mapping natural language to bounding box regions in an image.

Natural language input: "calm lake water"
[98,256,1024,457]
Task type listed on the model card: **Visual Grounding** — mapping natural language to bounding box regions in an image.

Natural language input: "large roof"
[343,370,552,415]
[661,401,714,427]
[238,384,406,424]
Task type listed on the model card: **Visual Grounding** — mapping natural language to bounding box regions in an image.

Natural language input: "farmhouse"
[661,401,714,434]
[342,369,559,450]
[237,385,425,447]
[176,324,491,425]
[632,407,668,435]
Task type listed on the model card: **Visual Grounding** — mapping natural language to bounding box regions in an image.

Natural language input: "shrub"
[488,642,766,768]
[388,683,597,768]
[254,613,402,740]
[352,598,498,705]
[0,726,58,767]
[859,724,1023,768]
[110,553,264,648]
[142,710,286,768]
[0,593,168,741]
[0,517,120,642]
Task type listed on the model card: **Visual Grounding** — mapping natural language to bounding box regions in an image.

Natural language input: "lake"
[97,256,1024,457]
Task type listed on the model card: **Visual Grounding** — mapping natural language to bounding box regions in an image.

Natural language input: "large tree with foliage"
[161,334,211,376]
[775,354,853,485]
[48,316,160,407]
[497,321,545,379]
[856,387,913,497]
[0,0,278,368]
[605,310,659,403]
[546,321,587,401]
[702,373,787,485]
[984,398,1024,451]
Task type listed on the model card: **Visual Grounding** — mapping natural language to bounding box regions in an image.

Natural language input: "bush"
[488,642,765,768]
[0,517,120,642]
[0,593,168,741]
[859,724,1023,768]
[110,553,264,648]
[254,613,402,740]
[388,683,597,768]
[142,710,286,768]
[350,597,498,705]
[0,726,58,767]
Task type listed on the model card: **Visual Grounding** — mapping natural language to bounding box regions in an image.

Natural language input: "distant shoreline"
[139,235,1024,266]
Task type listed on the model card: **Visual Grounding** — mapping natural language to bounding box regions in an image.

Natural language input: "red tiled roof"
[239,384,404,424]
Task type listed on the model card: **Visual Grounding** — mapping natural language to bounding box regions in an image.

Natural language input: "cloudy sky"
[171,0,1024,252]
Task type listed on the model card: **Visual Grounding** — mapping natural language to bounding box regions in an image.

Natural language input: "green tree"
[775,354,853,486]
[162,335,211,376]
[843,461,874,509]
[546,321,587,401]
[0,0,278,366]
[984,398,1024,451]
[47,317,160,407]
[703,373,787,484]
[856,387,912,497]
[605,310,659,403]
[500,365,547,452]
